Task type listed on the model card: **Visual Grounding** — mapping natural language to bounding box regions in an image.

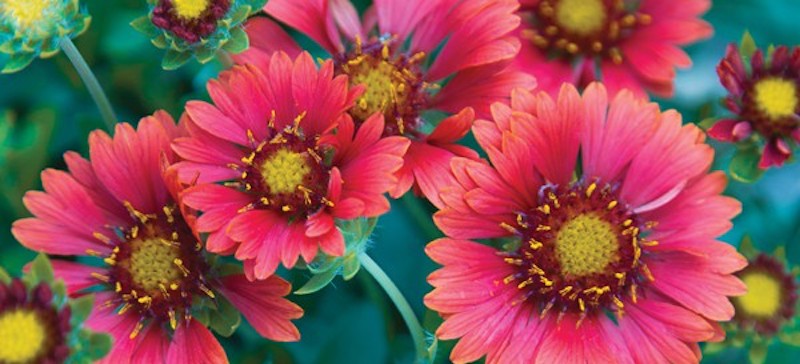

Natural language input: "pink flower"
[236,0,535,207]
[172,52,410,280]
[709,44,800,169]
[425,83,747,363]
[514,0,712,98]
[12,112,303,363]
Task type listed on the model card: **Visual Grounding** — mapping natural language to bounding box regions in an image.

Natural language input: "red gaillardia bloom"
[425,83,747,363]
[514,0,712,97]
[172,52,410,280]
[709,44,800,169]
[12,112,303,362]
[235,0,535,207]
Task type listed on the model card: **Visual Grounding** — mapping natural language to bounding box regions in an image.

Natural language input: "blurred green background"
[1,0,800,363]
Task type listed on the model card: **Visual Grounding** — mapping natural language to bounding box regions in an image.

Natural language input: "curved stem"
[358,253,428,362]
[60,37,117,131]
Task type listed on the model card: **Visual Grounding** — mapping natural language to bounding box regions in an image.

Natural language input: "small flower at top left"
[12,111,304,363]
[0,0,91,73]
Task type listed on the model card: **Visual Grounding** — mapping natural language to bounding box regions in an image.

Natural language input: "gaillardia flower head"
[131,0,265,70]
[0,0,90,73]
[0,255,110,363]
[705,237,800,364]
[709,42,800,169]
[172,51,410,280]
[514,0,711,97]
[425,83,747,363]
[236,0,535,207]
[12,112,303,362]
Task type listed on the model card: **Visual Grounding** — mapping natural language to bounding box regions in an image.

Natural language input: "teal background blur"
[1,0,799,363]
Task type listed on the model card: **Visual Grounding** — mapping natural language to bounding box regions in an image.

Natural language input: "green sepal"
[740,30,757,59]
[85,332,113,361]
[697,117,718,131]
[1,52,36,74]
[778,331,800,346]
[702,341,727,355]
[295,217,379,294]
[748,341,768,364]
[0,266,10,284]
[208,296,242,337]
[131,16,160,38]
[739,235,758,258]
[195,47,217,64]
[229,6,253,26]
[30,253,56,284]
[729,146,764,183]
[162,49,192,70]
[342,254,361,280]
[216,263,244,277]
[151,34,169,49]
[295,267,339,295]
[70,294,95,326]
[427,337,439,364]
[222,27,249,54]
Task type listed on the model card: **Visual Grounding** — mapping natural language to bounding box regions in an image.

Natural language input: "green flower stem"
[60,37,117,131]
[358,252,428,362]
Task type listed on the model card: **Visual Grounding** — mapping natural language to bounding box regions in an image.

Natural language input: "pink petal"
[216,274,303,342]
[265,0,341,53]
[234,17,302,69]
[165,319,228,364]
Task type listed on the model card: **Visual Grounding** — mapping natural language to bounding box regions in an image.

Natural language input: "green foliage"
[730,145,765,183]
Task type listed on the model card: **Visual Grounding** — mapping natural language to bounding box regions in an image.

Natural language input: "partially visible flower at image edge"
[236,0,535,208]
[0,0,90,73]
[425,83,747,363]
[513,0,712,98]
[705,237,800,364]
[0,255,111,363]
[172,51,410,280]
[131,0,266,70]
[12,112,303,362]
[709,42,800,169]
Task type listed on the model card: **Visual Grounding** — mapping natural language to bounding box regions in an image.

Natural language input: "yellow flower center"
[172,0,210,21]
[261,149,311,195]
[753,77,799,120]
[554,0,607,36]
[348,57,411,122]
[555,213,620,277]
[0,309,46,363]
[126,237,184,294]
[737,271,783,318]
[0,0,56,30]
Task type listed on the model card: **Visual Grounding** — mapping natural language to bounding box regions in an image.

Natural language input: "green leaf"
[740,30,757,59]
[208,296,242,337]
[295,268,339,295]
[130,16,159,38]
[222,27,249,54]
[162,49,192,70]
[1,52,36,74]
[70,294,95,325]
[86,332,113,360]
[729,147,764,183]
[0,266,10,285]
[30,254,55,284]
